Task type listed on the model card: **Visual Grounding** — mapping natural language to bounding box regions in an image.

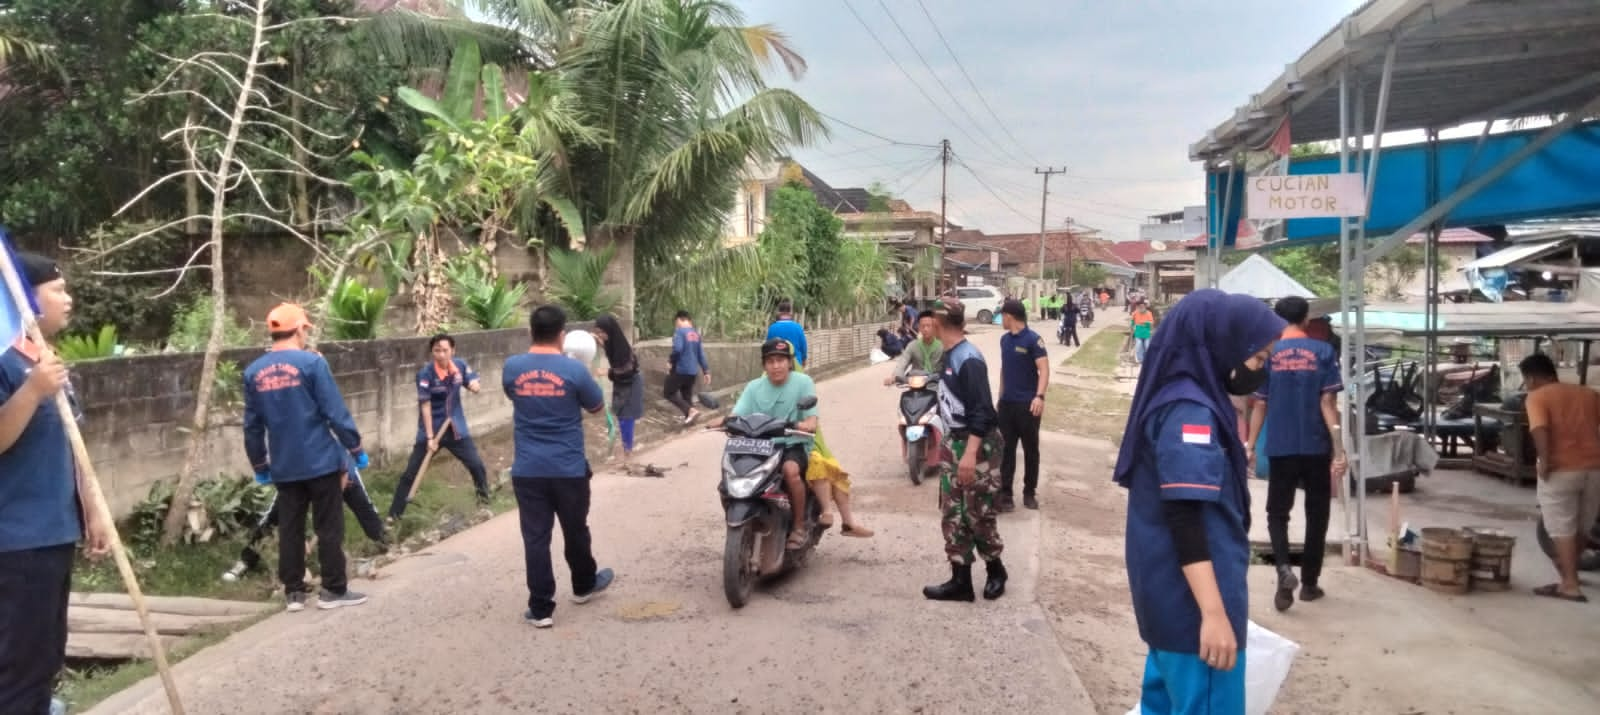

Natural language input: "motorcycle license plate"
[726,438,776,456]
[904,425,926,442]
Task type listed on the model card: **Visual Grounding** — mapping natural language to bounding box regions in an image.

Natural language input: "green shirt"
[1132,310,1155,340]
[732,372,819,448]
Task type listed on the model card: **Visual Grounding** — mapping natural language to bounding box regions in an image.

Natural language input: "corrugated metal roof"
[1460,239,1569,271]
[1334,300,1600,338]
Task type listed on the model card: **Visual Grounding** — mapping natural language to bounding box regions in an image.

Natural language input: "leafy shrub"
[211,360,243,409]
[56,324,119,362]
[325,278,389,340]
[167,294,254,353]
[445,247,527,329]
[127,476,275,547]
[547,246,618,320]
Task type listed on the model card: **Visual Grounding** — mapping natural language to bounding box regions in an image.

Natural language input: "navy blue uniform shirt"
[503,347,604,478]
[0,341,82,552]
[242,348,363,482]
[1255,329,1342,458]
[998,327,1048,404]
[669,326,710,376]
[1124,400,1250,654]
[416,358,478,441]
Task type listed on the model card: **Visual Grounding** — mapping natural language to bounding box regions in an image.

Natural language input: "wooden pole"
[0,254,185,713]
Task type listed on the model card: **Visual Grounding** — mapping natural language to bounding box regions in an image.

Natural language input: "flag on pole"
[0,225,42,348]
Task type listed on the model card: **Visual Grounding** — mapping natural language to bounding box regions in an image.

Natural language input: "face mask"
[1225,363,1267,396]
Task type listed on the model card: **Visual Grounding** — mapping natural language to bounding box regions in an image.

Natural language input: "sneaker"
[1300,585,1326,602]
[286,591,308,612]
[573,567,615,604]
[1023,494,1039,510]
[997,494,1017,513]
[317,588,369,610]
[523,610,554,628]
[1274,566,1299,612]
[684,409,700,426]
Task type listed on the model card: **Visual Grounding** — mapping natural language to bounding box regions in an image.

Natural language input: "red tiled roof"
[1108,241,1159,265]
[1185,220,1258,248]
[979,231,1134,269]
[1406,227,1491,244]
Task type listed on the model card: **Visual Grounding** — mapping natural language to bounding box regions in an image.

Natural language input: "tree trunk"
[290,46,310,228]
[593,225,637,336]
[411,229,450,335]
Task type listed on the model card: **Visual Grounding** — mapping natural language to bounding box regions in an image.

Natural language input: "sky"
[735,0,1369,239]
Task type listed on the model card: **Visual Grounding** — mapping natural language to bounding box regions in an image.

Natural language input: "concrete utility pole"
[1034,167,1067,282]
[938,139,951,293]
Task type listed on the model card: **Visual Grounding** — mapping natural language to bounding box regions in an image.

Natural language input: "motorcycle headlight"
[906,375,928,390]
[722,451,782,499]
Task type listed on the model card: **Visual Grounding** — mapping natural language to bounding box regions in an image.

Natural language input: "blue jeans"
[1139,648,1246,714]
[1134,337,1151,363]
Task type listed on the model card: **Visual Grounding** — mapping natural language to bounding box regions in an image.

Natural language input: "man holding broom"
[0,250,113,715]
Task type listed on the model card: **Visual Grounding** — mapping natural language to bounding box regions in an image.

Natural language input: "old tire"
[907,441,926,485]
[723,523,757,608]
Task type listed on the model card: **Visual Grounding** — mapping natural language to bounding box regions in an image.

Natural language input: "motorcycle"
[894,370,944,485]
[1079,303,1095,328]
[714,395,825,608]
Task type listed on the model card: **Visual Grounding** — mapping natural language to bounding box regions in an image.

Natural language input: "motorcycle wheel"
[907,440,925,485]
[1535,514,1600,572]
[723,523,758,608]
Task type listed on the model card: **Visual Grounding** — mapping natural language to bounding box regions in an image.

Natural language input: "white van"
[954,286,1005,324]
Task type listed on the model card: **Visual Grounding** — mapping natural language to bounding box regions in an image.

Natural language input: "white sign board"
[1247,173,1367,219]
[989,251,999,272]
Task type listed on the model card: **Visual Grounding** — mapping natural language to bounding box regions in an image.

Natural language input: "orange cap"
[266,303,312,333]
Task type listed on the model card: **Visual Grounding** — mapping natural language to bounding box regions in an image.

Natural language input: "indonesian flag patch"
[1181,424,1212,445]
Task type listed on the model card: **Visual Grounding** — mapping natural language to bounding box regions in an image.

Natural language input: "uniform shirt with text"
[242,348,363,483]
[416,358,478,442]
[998,327,1048,404]
[503,349,604,478]
[1124,400,1249,654]
[670,326,710,376]
[1255,330,1342,458]
[0,342,82,552]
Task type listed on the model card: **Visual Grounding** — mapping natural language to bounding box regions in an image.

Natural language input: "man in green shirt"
[884,312,944,385]
[712,339,819,549]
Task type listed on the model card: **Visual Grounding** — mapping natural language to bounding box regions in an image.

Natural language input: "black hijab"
[593,314,637,380]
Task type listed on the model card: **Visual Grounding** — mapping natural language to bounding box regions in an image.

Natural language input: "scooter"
[895,371,944,485]
[1079,302,1095,328]
[714,395,825,608]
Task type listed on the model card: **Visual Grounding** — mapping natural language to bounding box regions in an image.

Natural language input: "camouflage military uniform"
[939,429,1005,564]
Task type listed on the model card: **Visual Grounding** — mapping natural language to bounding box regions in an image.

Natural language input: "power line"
[912,0,1039,165]
[838,0,995,160]
[870,0,1024,166]
[817,110,941,148]
[953,157,1035,223]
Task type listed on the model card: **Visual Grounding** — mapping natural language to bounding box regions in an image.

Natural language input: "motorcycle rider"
[884,311,944,385]
[922,299,1008,602]
[710,339,818,549]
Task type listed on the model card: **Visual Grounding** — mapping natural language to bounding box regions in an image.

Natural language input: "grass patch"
[1042,383,1132,447]
[64,465,515,710]
[1063,327,1127,375]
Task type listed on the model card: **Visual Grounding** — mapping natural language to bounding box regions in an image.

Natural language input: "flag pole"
[0,254,185,714]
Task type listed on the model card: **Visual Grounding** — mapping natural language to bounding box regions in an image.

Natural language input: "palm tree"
[469,0,827,328]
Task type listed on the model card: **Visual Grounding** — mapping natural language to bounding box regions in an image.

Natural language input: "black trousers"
[0,543,73,714]
[389,435,490,517]
[997,400,1042,497]
[1059,324,1080,346]
[277,472,348,595]
[663,373,697,417]
[1266,454,1333,587]
[242,473,385,570]
[514,477,599,620]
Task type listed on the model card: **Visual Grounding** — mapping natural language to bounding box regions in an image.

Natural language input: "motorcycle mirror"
[796,395,818,410]
[697,393,722,410]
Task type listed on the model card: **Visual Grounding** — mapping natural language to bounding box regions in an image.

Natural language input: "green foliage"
[211,360,243,409]
[547,247,620,320]
[56,324,119,362]
[127,476,275,548]
[325,278,389,340]
[1071,261,1110,289]
[167,294,253,353]
[445,248,527,329]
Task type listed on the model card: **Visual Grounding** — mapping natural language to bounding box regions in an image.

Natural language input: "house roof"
[1108,241,1160,266]
[765,163,872,214]
[977,231,1136,270]
[1184,220,1259,248]
[1404,227,1492,244]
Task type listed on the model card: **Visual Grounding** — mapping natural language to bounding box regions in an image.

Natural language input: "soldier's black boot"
[983,558,1008,600]
[922,563,975,602]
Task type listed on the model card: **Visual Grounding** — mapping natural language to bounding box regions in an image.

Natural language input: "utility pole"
[1063,216,1077,287]
[937,139,951,295]
[1034,167,1067,282]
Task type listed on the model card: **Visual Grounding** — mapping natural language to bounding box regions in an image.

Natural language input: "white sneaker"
[317,589,368,610]
[523,610,553,628]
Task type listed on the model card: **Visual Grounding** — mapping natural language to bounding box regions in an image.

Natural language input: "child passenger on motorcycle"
[709,339,819,550]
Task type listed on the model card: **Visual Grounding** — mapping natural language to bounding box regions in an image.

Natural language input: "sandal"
[1533,584,1589,602]
[841,523,874,538]
[817,517,835,530]
[786,531,808,549]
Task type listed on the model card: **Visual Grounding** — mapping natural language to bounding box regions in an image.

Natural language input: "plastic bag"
[869,348,892,364]
[1123,621,1300,715]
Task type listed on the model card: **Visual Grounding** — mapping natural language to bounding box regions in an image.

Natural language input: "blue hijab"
[1112,289,1286,487]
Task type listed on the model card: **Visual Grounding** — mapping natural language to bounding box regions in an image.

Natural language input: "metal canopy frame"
[1191,0,1600,568]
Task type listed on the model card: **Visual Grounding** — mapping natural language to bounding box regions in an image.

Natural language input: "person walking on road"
[765,299,809,368]
[590,314,643,465]
[242,303,370,613]
[1130,301,1156,363]
[0,251,114,715]
[922,299,1008,602]
[504,305,615,628]
[996,299,1050,512]
[1059,295,1080,347]
[1245,296,1345,612]
[665,310,711,425]
[1115,289,1284,715]
[1520,352,1600,603]
[389,333,491,519]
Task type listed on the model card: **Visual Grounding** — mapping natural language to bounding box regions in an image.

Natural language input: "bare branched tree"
[110,0,350,545]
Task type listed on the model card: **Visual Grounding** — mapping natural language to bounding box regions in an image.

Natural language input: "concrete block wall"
[71,322,879,517]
